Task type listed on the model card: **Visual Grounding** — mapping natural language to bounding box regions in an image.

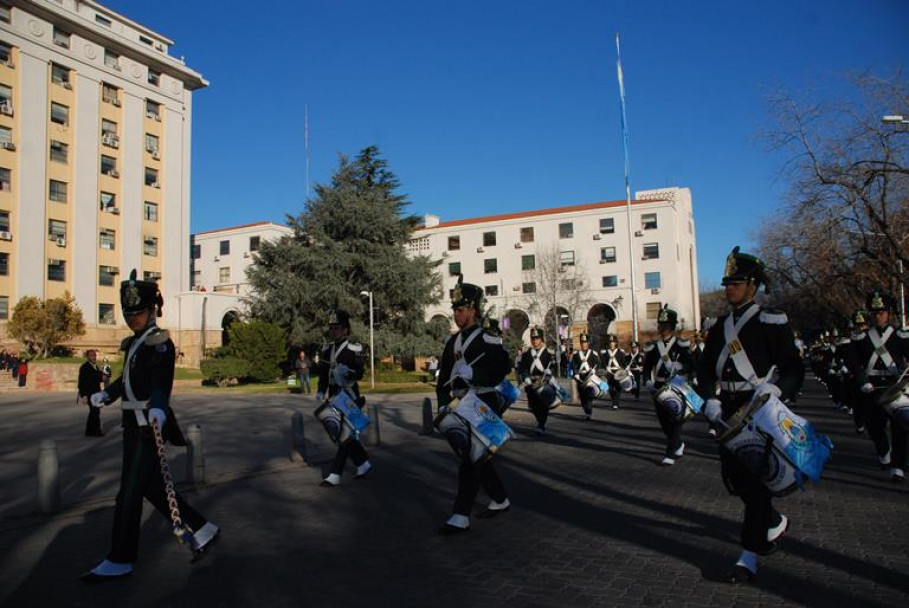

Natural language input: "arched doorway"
[221,311,240,346]
[543,306,572,350]
[428,314,452,340]
[587,303,617,351]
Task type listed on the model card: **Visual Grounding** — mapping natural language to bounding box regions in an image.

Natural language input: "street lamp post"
[359,290,375,388]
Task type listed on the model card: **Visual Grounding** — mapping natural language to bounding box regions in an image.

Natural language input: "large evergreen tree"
[246,146,441,353]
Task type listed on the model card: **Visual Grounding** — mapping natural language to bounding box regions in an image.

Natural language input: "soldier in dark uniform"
[627,340,644,401]
[697,247,804,584]
[599,335,627,409]
[315,309,372,486]
[78,349,106,437]
[437,279,513,533]
[518,326,555,434]
[844,310,870,434]
[81,270,218,583]
[847,290,909,481]
[570,332,600,420]
[643,305,694,466]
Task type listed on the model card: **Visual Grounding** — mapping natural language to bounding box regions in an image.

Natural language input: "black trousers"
[631,371,642,399]
[453,459,507,516]
[607,376,621,407]
[330,439,369,475]
[527,390,550,430]
[85,405,102,436]
[109,426,206,563]
[862,391,907,468]
[653,401,683,457]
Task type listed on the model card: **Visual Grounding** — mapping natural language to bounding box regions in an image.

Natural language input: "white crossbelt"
[576,350,592,375]
[453,327,496,395]
[655,337,677,378]
[328,339,350,388]
[716,306,774,392]
[866,327,897,376]
[121,325,158,427]
[604,349,622,372]
[529,347,548,375]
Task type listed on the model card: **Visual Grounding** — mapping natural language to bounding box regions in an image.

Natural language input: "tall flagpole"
[615,33,639,342]
[304,104,311,198]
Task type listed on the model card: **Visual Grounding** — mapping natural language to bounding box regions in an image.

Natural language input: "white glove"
[90,391,109,408]
[333,363,352,386]
[316,391,325,401]
[704,398,723,424]
[452,359,473,382]
[645,380,655,394]
[523,377,533,387]
[754,383,782,399]
[544,369,553,378]
[148,407,167,428]
[860,383,874,394]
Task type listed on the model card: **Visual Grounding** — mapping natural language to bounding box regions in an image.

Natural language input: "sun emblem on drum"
[780,416,808,445]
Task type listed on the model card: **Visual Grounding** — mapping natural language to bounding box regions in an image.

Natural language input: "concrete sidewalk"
[0,381,907,607]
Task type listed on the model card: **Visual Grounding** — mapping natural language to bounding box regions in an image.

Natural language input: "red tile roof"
[419,197,666,230]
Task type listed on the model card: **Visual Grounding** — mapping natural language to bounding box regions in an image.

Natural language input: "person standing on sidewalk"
[697,247,803,585]
[17,357,27,388]
[518,326,554,435]
[436,278,513,534]
[570,333,600,420]
[315,309,373,486]
[81,270,219,583]
[642,305,693,466]
[78,350,105,437]
[295,350,312,394]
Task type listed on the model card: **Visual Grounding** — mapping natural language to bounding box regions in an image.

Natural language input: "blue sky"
[105,0,907,284]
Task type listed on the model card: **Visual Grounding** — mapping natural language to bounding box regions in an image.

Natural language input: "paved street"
[0,379,907,608]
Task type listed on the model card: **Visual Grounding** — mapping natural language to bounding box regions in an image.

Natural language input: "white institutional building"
[409,187,700,348]
[0,0,211,358]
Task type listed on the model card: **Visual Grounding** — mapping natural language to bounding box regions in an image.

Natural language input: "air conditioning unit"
[514,242,522,249]
[100,243,113,250]
[102,133,119,148]
[0,102,13,116]
[213,256,220,262]
[1,142,15,151]
[650,288,660,295]
[56,237,66,247]
[476,247,484,253]
[151,151,160,160]
[4,59,14,69]
[441,251,449,258]
[0,231,12,241]
[110,207,120,215]
[62,81,73,90]
[512,286,521,291]
[593,234,602,240]
[112,98,121,107]
[152,181,160,188]
[634,230,643,237]
[243,251,250,258]
[154,114,161,122]
[113,63,122,72]
[108,169,120,178]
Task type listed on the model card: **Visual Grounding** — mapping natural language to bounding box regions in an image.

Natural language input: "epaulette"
[759,309,788,325]
[146,328,170,346]
[898,329,909,339]
[482,332,503,345]
[851,331,866,341]
[119,336,132,352]
[347,342,363,353]
[643,341,656,353]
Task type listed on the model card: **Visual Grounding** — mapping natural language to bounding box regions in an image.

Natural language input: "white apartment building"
[0,0,206,348]
[190,221,293,296]
[410,187,700,347]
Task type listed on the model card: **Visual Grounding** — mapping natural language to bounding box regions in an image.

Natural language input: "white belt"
[720,381,755,393]
[122,401,148,426]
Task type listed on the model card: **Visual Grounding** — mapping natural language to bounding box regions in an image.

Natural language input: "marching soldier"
[437,279,513,533]
[81,270,219,583]
[697,247,804,584]
[847,290,909,481]
[845,310,870,434]
[570,333,601,420]
[518,326,555,434]
[627,340,644,401]
[643,305,694,466]
[315,309,373,486]
[599,335,627,409]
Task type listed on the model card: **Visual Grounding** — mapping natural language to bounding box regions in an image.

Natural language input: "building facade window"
[600,246,616,263]
[482,231,496,247]
[0,167,9,191]
[0,295,7,320]
[0,41,10,64]
[448,262,461,276]
[49,140,68,163]
[99,265,118,287]
[484,285,499,296]
[447,235,460,251]
[100,192,116,212]
[0,125,10,145]
[602,275,618,287]
[99,303,116,324]
[145,133,159,154]
[51,63,70,86]
[99,228,115,250]
[0,84,12,113]
[521,254,535,271]
[48,219,66,241]
[560,250,575,266]
[191,244,201,259]
[559,222,574,239]
[219,240,230,255]
[102,83,119,105]
[642,213,658,230]
[49,179,67,203]
[146,99,161,120]
[249,236,260,251]
[101,155,117,175]
[0,251,7,275]
[53,28,70,48]
[0,210,9,231]
[104,50,120,70]
[645,271,662,289]
[144,271,161,281]
[522,282,536,294]
[48,258,66,281]
[148,69,160,86]
[50,102,69,125]
[145,167,158,186]
[643,243,660,259]
[144,202,158,221]
[646,302,662,319]
[520,227,534,243]
[144,236,158,257]
[0,5,10,23]
[600,218,615,234]
[484,258,498,274]
[219,267,230,283]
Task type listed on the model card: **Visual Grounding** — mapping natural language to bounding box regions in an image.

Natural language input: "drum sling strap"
[655,338,677,380]
[454,326,496,395]
[605,350,622,373]
[576,350,592,375]
[529,348,548,376]
[716,306,775,391]
[122,325,158,427]
[866,327,897,377]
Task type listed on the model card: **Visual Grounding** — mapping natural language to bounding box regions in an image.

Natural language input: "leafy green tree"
[246,146,441,350]
[222,321,286,383]
[7,292,85,357]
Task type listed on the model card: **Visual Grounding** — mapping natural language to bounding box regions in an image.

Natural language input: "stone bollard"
[420,397,434,435]
[186,424,205,485]
[366,403,381,447]
[290,411,307,462]
[37,439,61,514]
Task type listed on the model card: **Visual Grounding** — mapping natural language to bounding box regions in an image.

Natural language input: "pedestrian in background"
[79,350,105,437]
[17,358,27,388]
[295,350,312,394]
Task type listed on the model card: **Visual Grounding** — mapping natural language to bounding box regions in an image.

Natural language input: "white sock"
[735,550,758,573]
[356,461,373,476]
[91,559,133,576]
[323,473,341,485]
[487,498,510,511]
[767,514,788,542]
[193,522,219,548]
[880,451,892,465]
[446,514,470,529]
[674,442,685,457]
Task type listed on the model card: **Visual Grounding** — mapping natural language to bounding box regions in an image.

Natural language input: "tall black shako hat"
[327,309,351,328]
[657,304,678,328]
[529,326,545,340]
[722,246,770,293]
[120,269,163,316]
[866,288,894,313]
[451,275,484,312]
